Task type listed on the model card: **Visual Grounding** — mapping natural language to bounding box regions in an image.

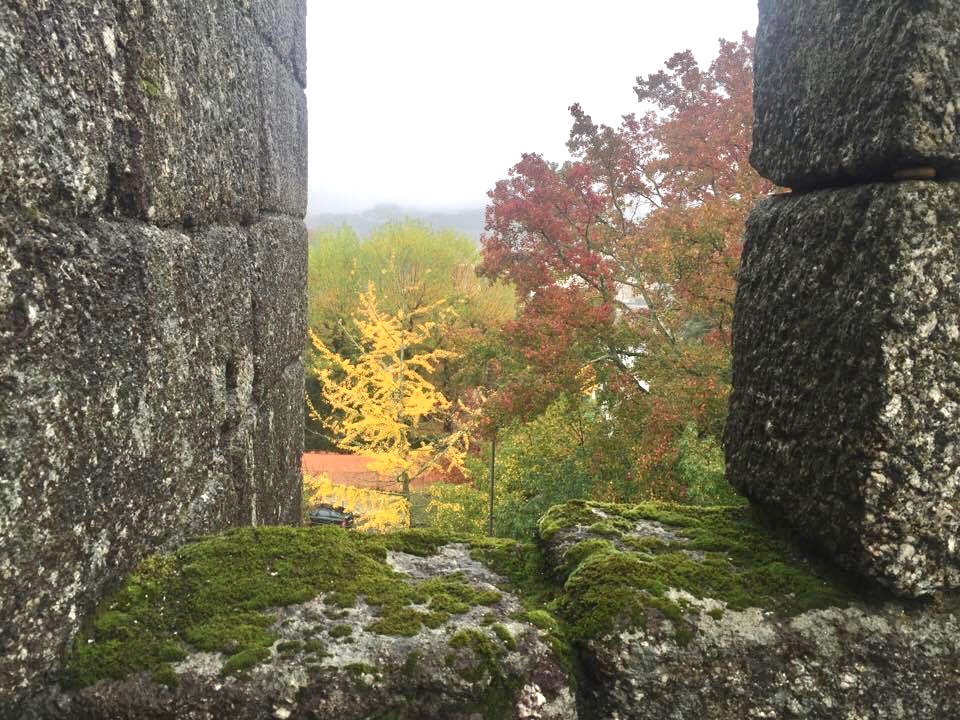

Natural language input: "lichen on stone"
[538,500,862,646]
[65,526,514,686]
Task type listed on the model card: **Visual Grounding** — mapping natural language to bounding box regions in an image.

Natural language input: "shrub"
[672,424,741,505]
[422,482,489,535]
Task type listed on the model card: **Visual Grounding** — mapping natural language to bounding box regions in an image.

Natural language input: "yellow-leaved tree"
[309,283,470,497]
[302,473,410,532]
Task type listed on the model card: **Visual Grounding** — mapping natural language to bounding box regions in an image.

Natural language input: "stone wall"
[726,0,960,597]
[0,0,307,703]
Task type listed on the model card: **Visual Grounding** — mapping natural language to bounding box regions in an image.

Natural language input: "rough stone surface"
[725,181,960,597]
[257,44,309,220]
[581,601,960,720]
[1,210,305,698]
[752,0,960,188]
[0,0,307,704]
[250,0,308,88]
[0,0,308,224]
[20,543,576,720]
[540,503,960,720]
[14,502,960,719]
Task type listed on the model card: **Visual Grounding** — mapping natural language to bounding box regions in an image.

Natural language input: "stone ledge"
[19,529,574,720]
[538,501,959,720]
[17,502,959,719]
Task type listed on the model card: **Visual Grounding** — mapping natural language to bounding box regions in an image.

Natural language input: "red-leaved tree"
[479,34,773,499]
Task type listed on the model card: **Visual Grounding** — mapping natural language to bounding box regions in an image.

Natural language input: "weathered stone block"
[125,0,263,225]
[0,1,307,224]
[250,215,308,397]
[0,1,127,216]
[752,0,960,188]
[725,181,960,597]
[21,529,575,720]
[0,211,302,700]
[249,362,305,527]
[249,0,308,87]
[537,501,960,720]
[0,0,307,707]
[257,44,309,217]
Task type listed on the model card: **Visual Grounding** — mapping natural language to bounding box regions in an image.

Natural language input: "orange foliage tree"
[479,34,773,499]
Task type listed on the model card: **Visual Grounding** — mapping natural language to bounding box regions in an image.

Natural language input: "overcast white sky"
[305,0,758,214]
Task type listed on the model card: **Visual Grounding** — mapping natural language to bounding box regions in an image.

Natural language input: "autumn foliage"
[307,35,767,513]
[303,472,410,533]
[309,284,472,496]
[479,34,772,498]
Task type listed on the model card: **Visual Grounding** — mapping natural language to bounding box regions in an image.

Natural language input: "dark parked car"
[308,504,357,529]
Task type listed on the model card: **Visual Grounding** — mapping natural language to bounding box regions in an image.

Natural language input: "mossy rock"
[64,526,513,688]
[51,502,959,720]
[538,500,867,645]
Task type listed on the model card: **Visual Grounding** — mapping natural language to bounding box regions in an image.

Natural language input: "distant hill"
[306,204,486,241]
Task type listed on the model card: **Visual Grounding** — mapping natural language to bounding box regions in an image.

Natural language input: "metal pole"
[488,432,496,537]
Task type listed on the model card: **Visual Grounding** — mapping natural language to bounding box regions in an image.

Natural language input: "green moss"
[64,526,497,687]
[468,538,554,611]
[621,535,669,553]
[276,640,304,656]
[329,624,353,639]
[374,528,464,557]
[183,613,273,654]
[447,629,523,719]
[402,649,421,675]
[469,537,576,677]
[475,590,502,605]
[491,623,517,651]
[418,574,501,608]
[304,638,327,655]
[138,77,161,98]
[421,610,450,629]
[344,662,378,678]
[366,607,429,637]
[537,500,602,541]
[557,539,617,577]
[544,500,862,646]
[560,551,692,644]
[150,663,179,689]
[448,629,503,682]
[518,609,560,634]
[221,647,270,676]
[65,500,857,694]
